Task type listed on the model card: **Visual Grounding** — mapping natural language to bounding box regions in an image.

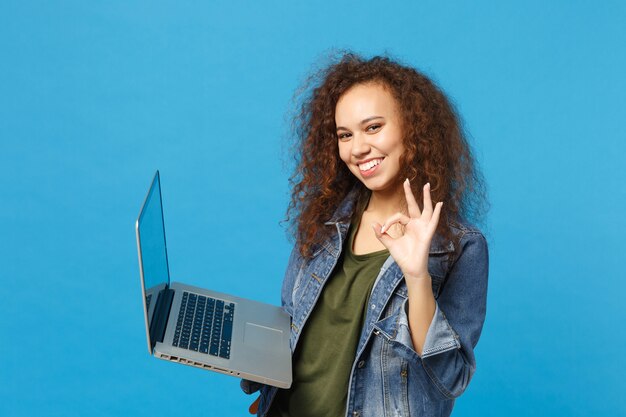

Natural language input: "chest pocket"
[292,245,338,310]
[386,281,408,317]
[379,251,452,321]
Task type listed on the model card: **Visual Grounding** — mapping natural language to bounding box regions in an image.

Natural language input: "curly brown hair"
[286,52,487,258]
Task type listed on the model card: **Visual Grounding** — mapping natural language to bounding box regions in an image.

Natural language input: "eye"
[337,132,352,141]
[366,123,382,132]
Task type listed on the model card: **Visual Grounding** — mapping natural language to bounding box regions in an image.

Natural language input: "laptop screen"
[136,171,170,339]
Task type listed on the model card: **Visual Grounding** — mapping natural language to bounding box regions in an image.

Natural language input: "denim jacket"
[242,188,489,417]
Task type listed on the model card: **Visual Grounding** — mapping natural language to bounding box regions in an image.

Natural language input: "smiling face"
[335,82,405,195]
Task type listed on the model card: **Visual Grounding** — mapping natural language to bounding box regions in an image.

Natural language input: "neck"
[364,185,406,218]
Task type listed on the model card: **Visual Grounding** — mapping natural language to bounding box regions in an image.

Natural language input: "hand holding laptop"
[136,171,292,388]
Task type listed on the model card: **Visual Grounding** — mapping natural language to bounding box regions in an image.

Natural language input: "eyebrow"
[336,116,384,131]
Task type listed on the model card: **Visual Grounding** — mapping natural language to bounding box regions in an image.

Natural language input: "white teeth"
[359,158,382,171]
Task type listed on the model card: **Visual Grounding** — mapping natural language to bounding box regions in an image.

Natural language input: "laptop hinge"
[149,287,175,349]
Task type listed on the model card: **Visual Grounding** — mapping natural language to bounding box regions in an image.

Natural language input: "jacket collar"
[325,184,362,225]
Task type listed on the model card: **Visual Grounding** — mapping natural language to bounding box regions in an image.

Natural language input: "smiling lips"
[358,157,384,176]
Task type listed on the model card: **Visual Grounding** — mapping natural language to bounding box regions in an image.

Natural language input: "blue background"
[1,1,624,416]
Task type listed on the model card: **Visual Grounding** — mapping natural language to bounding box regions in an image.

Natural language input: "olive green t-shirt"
[268,215,389,417]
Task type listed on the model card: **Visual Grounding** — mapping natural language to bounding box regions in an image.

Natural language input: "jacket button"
[357,360,365,368]
[353,411,360,417]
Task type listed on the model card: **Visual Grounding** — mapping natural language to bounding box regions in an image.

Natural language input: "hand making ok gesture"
[372,179,443,282]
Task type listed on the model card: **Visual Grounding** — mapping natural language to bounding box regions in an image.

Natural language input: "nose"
[351,132,371,158]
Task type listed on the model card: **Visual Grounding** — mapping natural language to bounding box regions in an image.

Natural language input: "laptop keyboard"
[172,292,235,359]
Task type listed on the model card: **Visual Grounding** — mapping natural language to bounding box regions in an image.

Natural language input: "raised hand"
[372,179,443,282]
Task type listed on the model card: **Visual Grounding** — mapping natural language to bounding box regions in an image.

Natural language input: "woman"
[243,53,489,417]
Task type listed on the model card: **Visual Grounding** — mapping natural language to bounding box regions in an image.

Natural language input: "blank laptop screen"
[137,172,170,329]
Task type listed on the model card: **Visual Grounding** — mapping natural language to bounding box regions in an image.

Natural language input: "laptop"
[135,171,292,388]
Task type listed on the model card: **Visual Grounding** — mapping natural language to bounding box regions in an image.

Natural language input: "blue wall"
[1,1,624,416]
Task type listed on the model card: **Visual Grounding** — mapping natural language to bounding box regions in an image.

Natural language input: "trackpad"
[244,322,283,350]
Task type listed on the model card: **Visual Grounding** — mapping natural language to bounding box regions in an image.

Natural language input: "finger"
[248,396,260,414]
[380,212,411,234]
[372,222,394,249]
[404,178,421,218]
[422,183,433,218]
[428,202,443,234]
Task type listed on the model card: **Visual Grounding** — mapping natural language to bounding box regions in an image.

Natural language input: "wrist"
[405,272,432,282]
[405,273,432,292]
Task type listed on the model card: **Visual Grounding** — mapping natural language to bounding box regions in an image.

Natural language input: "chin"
[359,180,393,192]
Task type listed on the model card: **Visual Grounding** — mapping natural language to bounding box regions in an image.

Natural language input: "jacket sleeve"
[394,230,489,399]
